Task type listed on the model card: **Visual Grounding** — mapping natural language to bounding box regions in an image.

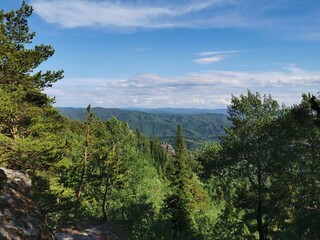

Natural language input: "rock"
[55,217,129,240]
[0,167,54,240]
[160,142,175,157]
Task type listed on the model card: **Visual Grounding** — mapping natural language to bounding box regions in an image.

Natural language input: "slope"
[57,107,230,148]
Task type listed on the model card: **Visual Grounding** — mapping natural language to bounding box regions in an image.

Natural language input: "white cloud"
[31,0,227,29]
[193,56,226,64]
[199,50,243,56]
[193,50,244,64]
[46,67,320,108]
[30,0,320,39]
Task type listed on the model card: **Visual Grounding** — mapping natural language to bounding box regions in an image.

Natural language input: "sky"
[2,0,320,109]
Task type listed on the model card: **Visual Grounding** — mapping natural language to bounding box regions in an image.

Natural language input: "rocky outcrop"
[0,167,128,240]
[160,142,175,157]
[55,217,129,240]
[0,167,54,240]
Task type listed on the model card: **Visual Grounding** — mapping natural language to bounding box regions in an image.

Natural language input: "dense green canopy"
[0,2,319,240]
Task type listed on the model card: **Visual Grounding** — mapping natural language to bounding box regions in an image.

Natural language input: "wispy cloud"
[30,0,320,39]
[199,50,244,56]
[193,50,243,64]
[46,67,320,108]
[31,0,227,29]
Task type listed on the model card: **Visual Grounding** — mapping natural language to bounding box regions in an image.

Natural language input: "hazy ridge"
[57,107,230,148]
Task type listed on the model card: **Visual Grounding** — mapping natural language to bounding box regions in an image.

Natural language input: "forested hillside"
[1,2,320,240]
[58,107,230,148]
[122,107,228,115]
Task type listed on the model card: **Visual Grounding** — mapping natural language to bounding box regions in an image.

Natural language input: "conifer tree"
[0,1,63,142]
[165,125,195,239]
[0,1,65,172]
[0,2,72,226]
[0,1,63,103]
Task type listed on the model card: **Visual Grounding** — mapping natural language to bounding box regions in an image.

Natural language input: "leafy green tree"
[219,91,284,240]
[196,142,251,239]
[310,94,320,127]
[75,105,100,216]
[199,92,320,239]
[277,95,320,239]
[196,142,221,181]
[96,118,132,220]
[87,118,168,239]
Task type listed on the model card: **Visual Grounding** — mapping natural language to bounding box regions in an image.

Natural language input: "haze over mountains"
[122,108,228,115]
[57,107,230,148]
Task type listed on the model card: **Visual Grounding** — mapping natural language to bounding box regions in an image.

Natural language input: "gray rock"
[55,218,129,240]
[0,167,54,240]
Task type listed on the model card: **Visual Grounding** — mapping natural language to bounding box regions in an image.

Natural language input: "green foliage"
[196,142,221,181]
[0,0,64,168]
[197,91,320,239]
[150,137,169,176]
[0,1,68,228]
[219,91,284,239]
[309,94,320,127]
[58,107,230,149]
[277,96,320,239]
[2,2,320,239]
[163,125,200,239]
[0,1,63,101]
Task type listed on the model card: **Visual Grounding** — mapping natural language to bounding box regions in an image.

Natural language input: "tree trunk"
[75,137,89,217]
[9,116,20,141]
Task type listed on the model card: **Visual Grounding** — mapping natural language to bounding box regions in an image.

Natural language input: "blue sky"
[2,0,320,108]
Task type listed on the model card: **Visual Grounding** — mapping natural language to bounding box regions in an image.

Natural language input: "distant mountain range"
[122,107,228,115]
[57,107,230,148]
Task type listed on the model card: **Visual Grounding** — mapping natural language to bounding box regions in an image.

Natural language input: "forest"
[1,2,320,240]
[57,107,230,149]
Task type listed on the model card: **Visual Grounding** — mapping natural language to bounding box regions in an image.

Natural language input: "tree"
[149,137,170,178]
[74,105,99,216]
[0,1,63,144]
[0,0,64,147]
[0,1,72,227]
[97,118,132,220]
[175,125,187,161]
[219,91,283,240]
[0,1,63,103]
[279,95,320,239]
[164,125,196,239]
[196,142,221,181]
[310,94,320,127]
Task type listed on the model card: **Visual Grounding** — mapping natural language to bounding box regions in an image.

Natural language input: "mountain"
[57,107,230,148]
[122,107,228,115]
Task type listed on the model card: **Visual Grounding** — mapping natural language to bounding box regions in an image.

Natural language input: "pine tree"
[164,125,195,239]
[0,2,72,227]
[0,1,65,170]
[0,1,63,103]
[0,0,64,148]
[175,125,187,161]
